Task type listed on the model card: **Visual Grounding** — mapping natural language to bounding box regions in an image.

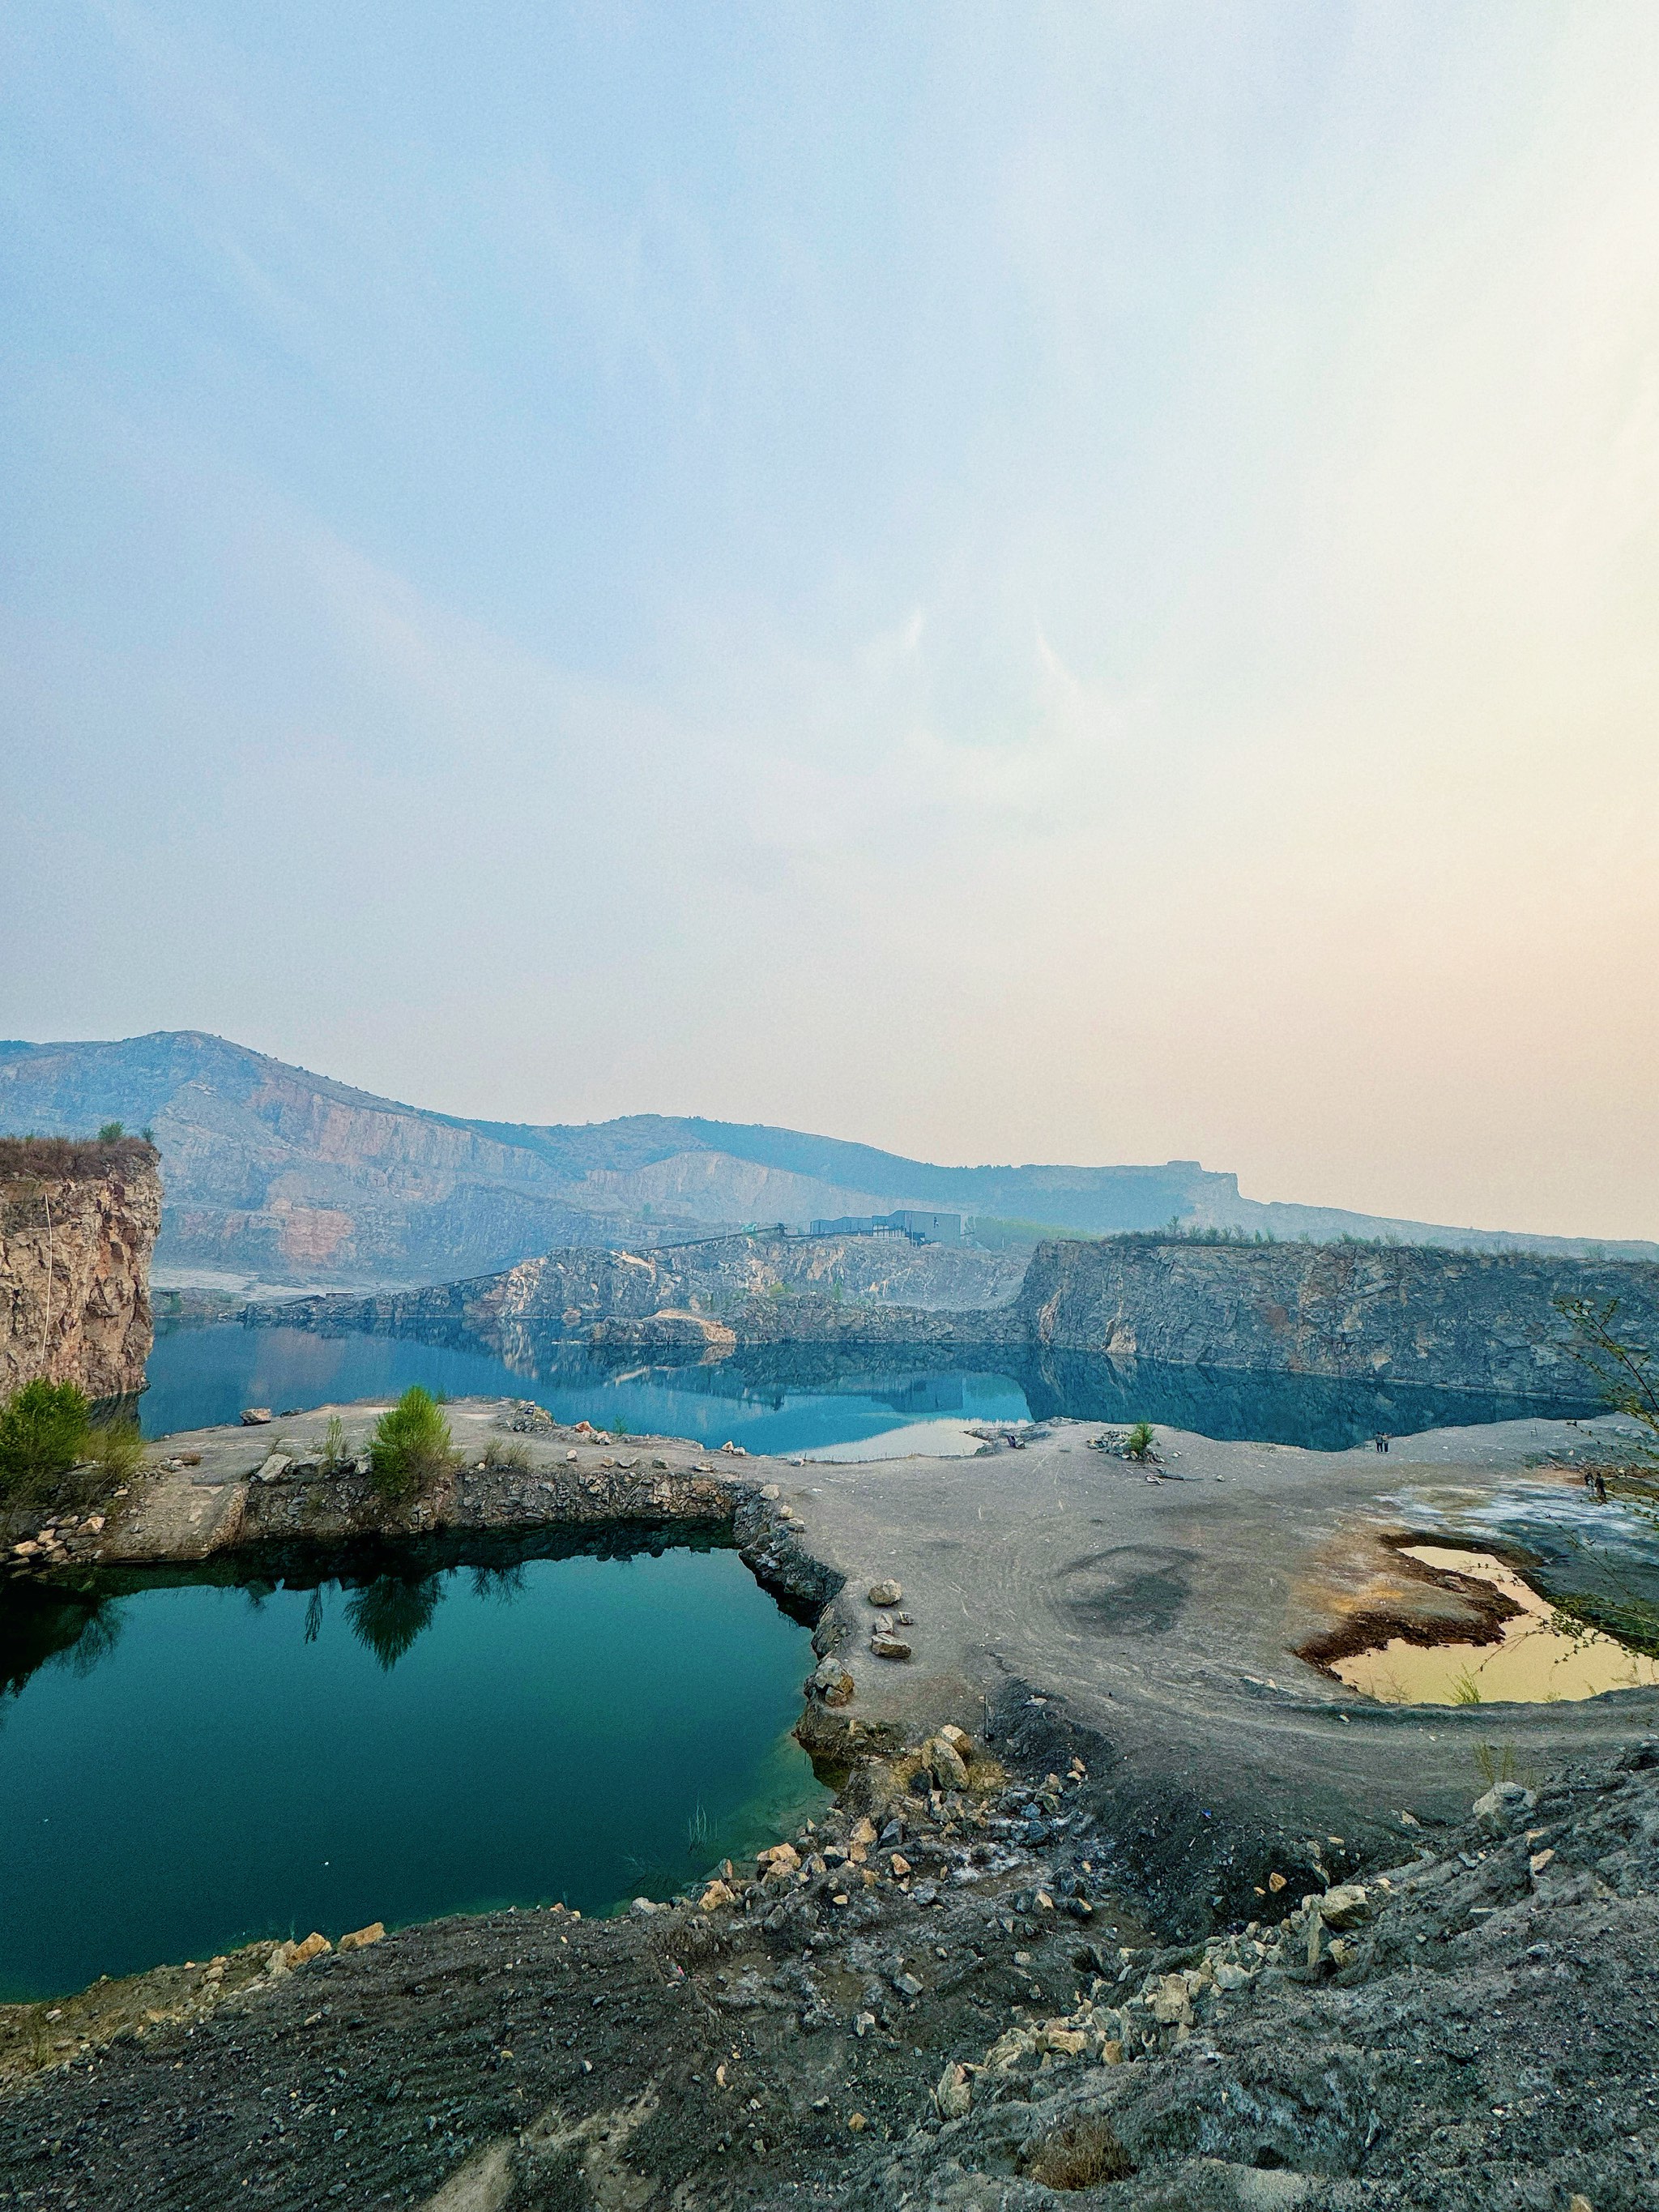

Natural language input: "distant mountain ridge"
[0,1031,1651,1288]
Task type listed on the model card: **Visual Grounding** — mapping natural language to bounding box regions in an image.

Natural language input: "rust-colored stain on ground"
[1333,1547,1659,1706]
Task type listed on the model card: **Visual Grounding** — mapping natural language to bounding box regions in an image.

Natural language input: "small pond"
[0,1534,828,2001]
[1334,1544,1659,1706]
[140,1322,1597,1455]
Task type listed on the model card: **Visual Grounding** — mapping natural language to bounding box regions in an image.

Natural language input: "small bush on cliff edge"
[369,1386,455,1501]
[0,1380,92,1496]
[0,1381,143,1514]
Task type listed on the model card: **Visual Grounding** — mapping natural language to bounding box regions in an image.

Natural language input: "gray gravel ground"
[4,1404,1657,2208]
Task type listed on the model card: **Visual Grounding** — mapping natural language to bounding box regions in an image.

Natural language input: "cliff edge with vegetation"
[0,1136,160,1399]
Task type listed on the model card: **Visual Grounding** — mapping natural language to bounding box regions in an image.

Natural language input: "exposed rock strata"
[0,1138,160,1399]
[250,1229,1025,1339]
[1009,1236,1659,1397]
[255,1234,1657,1403]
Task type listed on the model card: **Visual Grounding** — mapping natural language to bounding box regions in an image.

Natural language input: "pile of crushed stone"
[867,1741,1659,2210]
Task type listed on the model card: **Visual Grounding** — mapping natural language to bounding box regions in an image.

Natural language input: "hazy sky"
[4,2,1657,1237]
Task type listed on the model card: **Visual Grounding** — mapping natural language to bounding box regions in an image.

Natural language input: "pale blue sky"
[3,3,1657,1236]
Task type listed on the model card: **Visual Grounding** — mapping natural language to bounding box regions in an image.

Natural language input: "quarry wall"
[0,1138,160,1399]
[248,1230,1658,1405]
[1011,1236,1659,1399]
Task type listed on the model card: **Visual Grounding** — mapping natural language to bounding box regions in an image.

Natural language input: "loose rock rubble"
[2,1726,1657,2208]
[868,1738,1659,2210]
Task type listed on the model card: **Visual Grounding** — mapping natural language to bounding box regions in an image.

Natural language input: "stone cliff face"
[254,1231,1657,1406]
[0,1139,160,1399]
[253,1232,1026,1341]
[1010,1236,1659,1398]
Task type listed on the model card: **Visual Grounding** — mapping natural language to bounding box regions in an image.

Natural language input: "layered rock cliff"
[251,1230,1026,1340]
[251,1230,1657,1405]
[1009,1235,1659,1398]
[0,1138,160,1399]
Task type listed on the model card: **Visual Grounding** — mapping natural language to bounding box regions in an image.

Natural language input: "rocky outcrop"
[0,1138,160,1399]
[1011,1235,1659,1397]
[255,1231,1656,1405]
[249,1230,1026,1339]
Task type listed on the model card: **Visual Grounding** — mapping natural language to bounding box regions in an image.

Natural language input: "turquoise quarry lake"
[0,1539,828,2000]
[141,1321,1594,1455]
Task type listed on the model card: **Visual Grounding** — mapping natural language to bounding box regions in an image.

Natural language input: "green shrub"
[369,1386,454,1501]
[96,1121,125,1142]
[1124,1420,1156,1461]
[84,1413,144,1482]
[321,1414,351,1475]
[484,1438,531,1473]
[0,1380,92,1495]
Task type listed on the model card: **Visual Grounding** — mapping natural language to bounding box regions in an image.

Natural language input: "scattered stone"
[1474,1781,1538,1834]
[868,1580,903,1607]
[700,1881,736,1911]
[935,2061,971,2119]
[870,1633,912,1661]
[811,1656,855,1706]
[240,1408,272,1426]
[337,1922,384,1952]
[1316,1882,1371,1929]
[923,1736,970,1791]
[287,1932,331,1966]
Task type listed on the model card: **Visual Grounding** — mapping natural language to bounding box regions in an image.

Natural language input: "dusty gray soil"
[2,1400,1657,2208]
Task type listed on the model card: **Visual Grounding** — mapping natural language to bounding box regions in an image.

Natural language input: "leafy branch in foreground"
[1546,1296,1659,1655]
[1554,1295,1659,1464]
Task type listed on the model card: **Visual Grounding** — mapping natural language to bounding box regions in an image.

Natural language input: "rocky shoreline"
[2,1399,1658,2206]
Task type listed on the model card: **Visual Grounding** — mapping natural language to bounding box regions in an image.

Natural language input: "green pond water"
[0,1535,830,2001]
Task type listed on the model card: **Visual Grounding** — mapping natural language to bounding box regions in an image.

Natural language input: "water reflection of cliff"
[416,1313,1597,1452]
[229,1298,1600,1453]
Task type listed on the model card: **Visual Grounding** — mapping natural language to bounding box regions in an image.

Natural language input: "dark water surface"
[0,1537,827,2000]
[143,1320,1594,1454]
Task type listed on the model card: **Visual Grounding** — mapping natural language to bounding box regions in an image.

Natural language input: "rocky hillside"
[3,1031,1653,1291]
[0,1137,160,1399]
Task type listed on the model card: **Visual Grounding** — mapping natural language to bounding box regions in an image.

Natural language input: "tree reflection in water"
[0,1589,127,1704]
[470,1561,527,1604]
[2,1540,551,1697]
[343,1574,446,1671]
